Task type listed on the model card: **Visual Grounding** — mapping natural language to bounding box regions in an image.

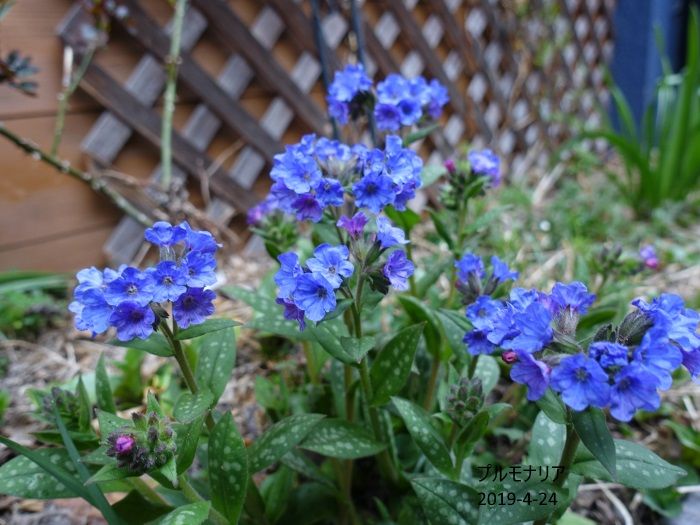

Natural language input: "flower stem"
[533,423,580,525]
[422,356,441,410]
[178,474,229,525]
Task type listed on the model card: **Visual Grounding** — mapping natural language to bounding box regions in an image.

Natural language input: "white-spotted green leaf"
[340,336,376,363]
[398,297,442,357]
[571,439,687,489]
[173,390,214,423]
[370,324,424,406]
[208,413,248,523]
[411,477,479,525]
[473,355,500,395]
[248,413,325,473]
[110,332,173,357]
[392,397,453,476]
[528,411,566,466]
[95,353,116,414]
[420,162,448,187]
[97,410,131,439]
[536,388,568,424]
[175,416,204,475]
[261,465,293,523]
[477,480,566,525]
[281,450,336,489]
[300,419,385,459]
[156,501,210,525]
[195,327,236,401]
[571,408,616,479]
[0,450,80,499]
[308,322,356,365]
[174,318,240,340]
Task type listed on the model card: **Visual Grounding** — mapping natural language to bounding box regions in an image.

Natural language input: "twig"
[599,483,634,525]
[0,123,152,226]
[160,0,188,193]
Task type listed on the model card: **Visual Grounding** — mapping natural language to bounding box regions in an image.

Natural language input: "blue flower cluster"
[467,149,501,188]
[248,133,423,225]
[454,252,518,302]
[70,221,220,341]
[326,64,449,130]
[463,277,700,421]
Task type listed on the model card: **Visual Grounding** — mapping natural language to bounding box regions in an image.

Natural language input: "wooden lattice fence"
[55,0,616,266]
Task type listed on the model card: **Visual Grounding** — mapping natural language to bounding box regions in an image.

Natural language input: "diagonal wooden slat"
[190,0,328,134]
[117,0,281,161]
[80,62,256,212]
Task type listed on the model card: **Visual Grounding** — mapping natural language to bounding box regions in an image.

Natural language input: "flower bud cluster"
[106,411,176,474]
[454,251,518,304]
[445,377,484,427]
[440,149,501,210]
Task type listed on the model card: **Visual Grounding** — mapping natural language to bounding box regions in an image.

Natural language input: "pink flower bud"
[444,158,456,174]
[501,350,517,364]
[115,434,135,454]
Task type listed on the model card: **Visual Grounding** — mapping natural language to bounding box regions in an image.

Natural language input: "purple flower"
[510,351,550,401]
[275,252,303,298]
[632,327,682,390]
[109,302,156,341]
[589,342,629,369]
[463,329,497,355]
[550,354,610,411]
[276,297,306,331]
[337,212,368,239]
[183,251,217,288]
[639,245,659,270]
[383,250,414,291]
[247,197,278,226]
[306,244,354,289]
[314,178,344,208]
[609,364,660,421]
[466,295,502,331]
[292,273,336,322]
[353,172,396,213]
[144,221,186,247]
[173,288,216,329]
[455,253,485,282]
[548,282,596,315]
[104,267,155,307]
[468,149,500,186]
[502,303,553,353]
[376,216,409,249]
[682,349,700,381]
[148,261,188,303]
[292,194,324,222]
[374,103,402,131]
[491,256,518,283]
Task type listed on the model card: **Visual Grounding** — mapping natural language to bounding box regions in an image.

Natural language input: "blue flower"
[109,302,156,341]
[376,74,409,104]
[173,288,216,329]
[510,351,550,401]
[328,98,350,123]
[609,364,660,422]
[589,342,629,369]
[455,253,485,282]
[328,64,372,103]
[374,103,402,131]
[682,349,700,381]
[181,222,221,253]
[426,79,449,118]
[632,327,682,390]
[293,273,336,322]
[337,212,368,239]
[247,197,278,226]
[144,221,186,247]
[183,252,217,288]
[508,287,539,311]
[550,354,610,411]
[463,329,497,355]
[271,146,323,194]
[383,250,414,291]
[376,216,408,249]
[633,294,700,353]
[275,252,302,298]
[466,295,502,331]
[70,289,113,336]
[276,298,306,331]
[353,172,395,213]
[398,98,422,126]
[502,303,553,353]
[104,267,156,307]
[292,194,324,222]
[149,261,188,303]
[491,256,518,283]
[548,282,596,315]
[306,244,354,289]
[314,178,345,208]
[468,149,500,186]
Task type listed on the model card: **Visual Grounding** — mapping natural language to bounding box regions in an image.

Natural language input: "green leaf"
[339,336,376,363]
[435,308,470,355]
[571,439,687,489]
[308,321,357,365]
[415,260,451,299]
[156,501,210,525]
[111,490,171,524]
[576,307,618,332]
[300,419,386,459]
[111,332,173,357]
[248,413,325,473]
[420,163,448,188]
[472,355,500,395]
[175,416,204,474]
[174,318,240,340]
[173,390,214,423]
[208,413,248,523]
[429,210,455,249]
[76,376,92,433]
[0,449,81,499]
[97,410,131,438]
[411,477,479,524]
[195,327,236,401]
[95,353,116,414]
[404,123,440,146]
[535,388,568,424]
[157,457,178,487]
[398,296,441,356]
[281,450,336,489]
[456,411,490,453]
[370,324,424,405]
[86,464,132,484]
[529,411,566,466]
[392,397,453,476]
[385,206,421,234]
[571,408,616,479]
[262,466,293,523]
